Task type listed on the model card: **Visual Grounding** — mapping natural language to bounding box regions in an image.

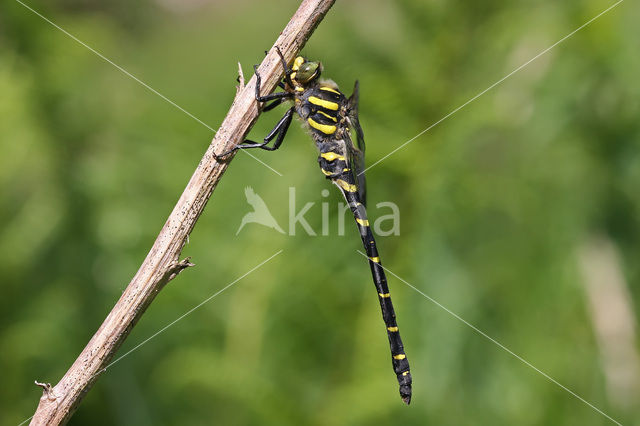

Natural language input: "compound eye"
[296,61,320,83]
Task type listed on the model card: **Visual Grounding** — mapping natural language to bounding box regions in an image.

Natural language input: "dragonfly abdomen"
[316,141,351,178]
[334,173,413,404]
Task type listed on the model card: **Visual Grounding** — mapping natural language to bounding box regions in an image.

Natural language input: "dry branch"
[29,1,336,424]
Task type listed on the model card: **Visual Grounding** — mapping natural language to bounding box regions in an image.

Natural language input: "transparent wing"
[348,81,365,154]
[346,81,367,205]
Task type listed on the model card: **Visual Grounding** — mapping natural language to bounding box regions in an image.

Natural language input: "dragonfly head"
[290,56,322,86]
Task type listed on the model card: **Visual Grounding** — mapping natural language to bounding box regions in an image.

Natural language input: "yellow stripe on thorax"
[334,179,357,192]
[307,118,336,134]
[369,256,380,263]
[318,111,337,122]
[320,86,341,95]
[308,96,339,110]
[387,326,399,332]
[393,354,406,360]
[378,292,390,298]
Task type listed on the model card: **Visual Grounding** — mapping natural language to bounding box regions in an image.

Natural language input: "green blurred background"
[2,0,639,424]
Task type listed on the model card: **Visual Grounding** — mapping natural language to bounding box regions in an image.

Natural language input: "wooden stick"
[29,1,336,424]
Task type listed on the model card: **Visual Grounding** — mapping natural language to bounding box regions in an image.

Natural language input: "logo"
[236,187,285,235]
[237,187,400,236]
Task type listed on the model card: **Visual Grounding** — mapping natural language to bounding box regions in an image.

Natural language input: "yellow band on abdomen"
[355,218,369,227]
[334,179,357,192]
[320,168,333,176]
[321,152,345,161]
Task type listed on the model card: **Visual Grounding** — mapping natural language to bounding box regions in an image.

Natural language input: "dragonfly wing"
[346,81,367,205]
[347,81,365,154]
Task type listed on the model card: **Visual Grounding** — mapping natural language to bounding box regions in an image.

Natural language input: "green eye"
[296,61,320,83]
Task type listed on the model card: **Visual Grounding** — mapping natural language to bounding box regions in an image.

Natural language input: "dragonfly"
[218,48,412,404]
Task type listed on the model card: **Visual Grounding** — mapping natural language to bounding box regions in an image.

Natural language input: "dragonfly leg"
[262,97,287,112]
[254,64,294,103]
[217,106,294,157]
[275,46,294,88]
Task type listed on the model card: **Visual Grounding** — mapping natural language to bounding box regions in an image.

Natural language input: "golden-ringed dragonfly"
[218,48,412,404]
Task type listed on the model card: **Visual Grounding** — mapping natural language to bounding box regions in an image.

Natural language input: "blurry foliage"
[1,0,639,425]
